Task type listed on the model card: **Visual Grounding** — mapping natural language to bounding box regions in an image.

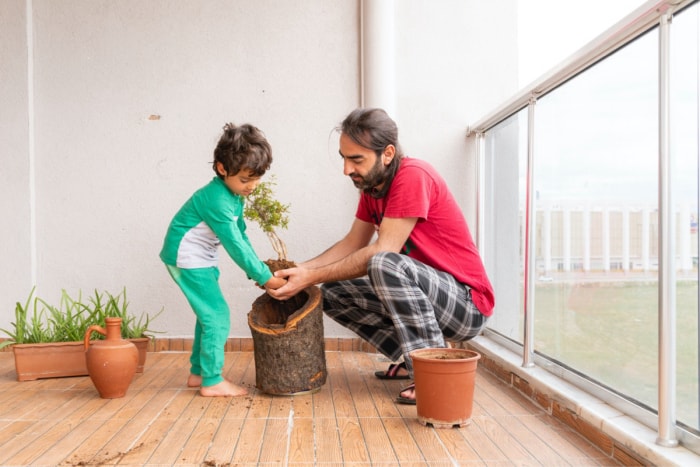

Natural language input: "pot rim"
[409,347,481,361]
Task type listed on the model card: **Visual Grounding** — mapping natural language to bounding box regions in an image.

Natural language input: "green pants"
[166,265,229,387]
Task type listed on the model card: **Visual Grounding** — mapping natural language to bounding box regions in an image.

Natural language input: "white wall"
[0,0,33,323]
[0,0,517,339]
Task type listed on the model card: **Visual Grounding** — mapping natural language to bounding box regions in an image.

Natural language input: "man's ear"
[383,145,396,165]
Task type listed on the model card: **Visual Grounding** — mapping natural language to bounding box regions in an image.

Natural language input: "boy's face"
[215,162,261,197]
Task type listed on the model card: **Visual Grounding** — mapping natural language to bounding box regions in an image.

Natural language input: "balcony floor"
[0,351,620,466]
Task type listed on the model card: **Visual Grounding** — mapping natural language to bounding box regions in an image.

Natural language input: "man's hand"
[267,266,313,300]
[263,275,287,291]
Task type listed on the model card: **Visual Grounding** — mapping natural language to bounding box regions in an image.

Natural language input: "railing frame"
[469,0,698,450]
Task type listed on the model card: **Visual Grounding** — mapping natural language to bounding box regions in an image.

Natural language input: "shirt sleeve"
[197,186,272,285]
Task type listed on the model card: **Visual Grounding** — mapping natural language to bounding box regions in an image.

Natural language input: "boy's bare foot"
[187,374,202,387]
[199,379,249,397]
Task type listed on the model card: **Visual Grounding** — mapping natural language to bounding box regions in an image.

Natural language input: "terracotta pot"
[12,341,89,381]
[84,317,138,399]
[11,337,149,382]
[409,348,481,428]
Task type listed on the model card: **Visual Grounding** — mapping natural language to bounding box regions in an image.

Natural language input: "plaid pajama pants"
[321,251,486,376]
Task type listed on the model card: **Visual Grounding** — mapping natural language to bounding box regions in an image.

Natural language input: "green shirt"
[160,177,272,285]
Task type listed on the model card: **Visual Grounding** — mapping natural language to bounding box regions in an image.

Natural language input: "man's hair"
[340,108,404,198]
[340,108,404,160]
[213,123,272,178]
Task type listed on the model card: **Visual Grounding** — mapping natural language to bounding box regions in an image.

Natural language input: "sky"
[515,0,700,206]
[517,0,648,87]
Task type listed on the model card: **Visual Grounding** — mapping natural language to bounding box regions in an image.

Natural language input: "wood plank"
[115,418,175,465]
[382,416,429,463]
[258,417,292,464]
[0,351,624,466]
[358,416,399,463]
[0,388,107,464]
[341,351,381,418]
[472,416,538,463]
[328,355,357,419]
[337,417,370,463]
[290,390,315,418]
[62,418,133,466]
[177,418,227,464]
[313,416,343,463]
[310,368,335,418]
[147,416,202,464]
[461,416,513,463]
[29,419,105,466]
[402,421,454,464]
[0,420,33,450]
[433,424,488,464]
[477,369,543,416]
[355,350,404,417]
[231,417,266,464]
[203,417,245,464]
[288,416,315,463]
[520,412,603,463]
[247,391,273,419]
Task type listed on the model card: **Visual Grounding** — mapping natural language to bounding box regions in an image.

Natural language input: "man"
[268,108,494,404]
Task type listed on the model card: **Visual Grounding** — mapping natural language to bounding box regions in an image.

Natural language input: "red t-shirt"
[355,157,495,316]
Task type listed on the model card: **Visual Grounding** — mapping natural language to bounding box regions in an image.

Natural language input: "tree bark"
[247,286,327,394]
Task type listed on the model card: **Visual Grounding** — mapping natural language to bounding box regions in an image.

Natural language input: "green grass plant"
[0,287,161,348]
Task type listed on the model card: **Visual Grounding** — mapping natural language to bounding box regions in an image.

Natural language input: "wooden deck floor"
[0,351,620,466]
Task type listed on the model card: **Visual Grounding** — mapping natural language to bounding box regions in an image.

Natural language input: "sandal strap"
[400,382,415,392]
[386,361,407,377]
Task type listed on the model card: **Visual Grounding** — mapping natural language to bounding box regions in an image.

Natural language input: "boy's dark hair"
[213,123,272,178]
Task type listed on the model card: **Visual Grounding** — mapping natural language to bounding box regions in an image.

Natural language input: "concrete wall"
[0,0,517,339]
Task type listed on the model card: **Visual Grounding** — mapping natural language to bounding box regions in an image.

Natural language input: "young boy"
[160,122,286,397]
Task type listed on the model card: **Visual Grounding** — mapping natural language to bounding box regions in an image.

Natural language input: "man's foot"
[374,361,410,380]
[187,374,202,387]
[396,382,416,405]
[199,379,249,397]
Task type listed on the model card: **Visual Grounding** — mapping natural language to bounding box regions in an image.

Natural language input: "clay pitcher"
[84,317,138,399]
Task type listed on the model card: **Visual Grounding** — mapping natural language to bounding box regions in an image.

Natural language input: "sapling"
[244,176,291,264]
[244,176,300,317]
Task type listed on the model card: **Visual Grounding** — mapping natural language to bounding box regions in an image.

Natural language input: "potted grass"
[244,177,327,395]
[0,287,161,381]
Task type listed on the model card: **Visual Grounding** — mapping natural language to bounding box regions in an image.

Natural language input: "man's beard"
[350,158,387,193]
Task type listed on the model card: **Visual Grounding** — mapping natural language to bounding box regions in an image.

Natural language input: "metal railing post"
[475,132,485,253]
[656,11,678,448]
[523,96,537,368]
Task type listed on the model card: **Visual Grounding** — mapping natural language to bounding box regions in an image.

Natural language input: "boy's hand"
[263,275,287,291]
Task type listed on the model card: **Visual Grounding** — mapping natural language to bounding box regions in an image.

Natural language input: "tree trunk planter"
[248,285,327,395]
[11,337,150,382]
[410,348,481,428]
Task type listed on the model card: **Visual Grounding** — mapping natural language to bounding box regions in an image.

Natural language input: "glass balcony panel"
[483,109,528,344]
[532,31,659,409]
[671,2,699,433]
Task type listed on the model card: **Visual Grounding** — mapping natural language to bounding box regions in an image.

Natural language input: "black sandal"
[395,382,416,405]
[374,362,410,380]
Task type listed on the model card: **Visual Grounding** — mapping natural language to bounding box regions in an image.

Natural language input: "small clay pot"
[84,317,138,399]
[410,348,481,428]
